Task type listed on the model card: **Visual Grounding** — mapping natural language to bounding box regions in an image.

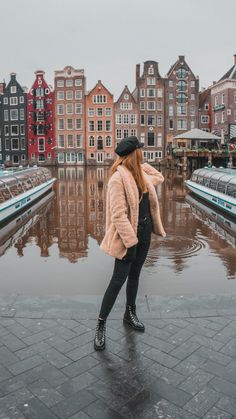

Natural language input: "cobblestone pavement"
[0,294,236,418]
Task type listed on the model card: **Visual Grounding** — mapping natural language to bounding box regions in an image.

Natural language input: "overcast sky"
[1,0,236,99]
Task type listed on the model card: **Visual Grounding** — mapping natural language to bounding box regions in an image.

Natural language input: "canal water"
[1,166,236,296]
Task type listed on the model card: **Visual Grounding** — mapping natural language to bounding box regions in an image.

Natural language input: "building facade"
[165,55,199,149]
[27,70,55,164]
[198,88,212,133]
[134,61,165,163]
[85,80,115,165]
[211,55,236,143]
[0,73,27,166]
[114,85,138,149]
[54,66,86,165]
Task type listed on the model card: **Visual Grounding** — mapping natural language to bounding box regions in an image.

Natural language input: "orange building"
[85,80,115,164]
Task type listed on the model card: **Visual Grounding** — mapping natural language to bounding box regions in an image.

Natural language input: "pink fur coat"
[100,162,166,260]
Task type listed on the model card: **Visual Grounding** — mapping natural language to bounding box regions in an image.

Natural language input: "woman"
[94,136,166,351]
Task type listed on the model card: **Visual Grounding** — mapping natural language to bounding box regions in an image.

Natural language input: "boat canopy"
[0,168,52,203]
[191,168,236,197]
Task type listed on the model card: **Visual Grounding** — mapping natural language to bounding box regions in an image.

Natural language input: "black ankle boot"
[123,305,145,331]
[94,318,106,351]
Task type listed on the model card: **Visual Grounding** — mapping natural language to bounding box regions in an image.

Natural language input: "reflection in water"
[1,167,236,295]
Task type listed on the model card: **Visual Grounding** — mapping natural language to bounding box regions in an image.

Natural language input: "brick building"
[198,88,212,132]
[165,55,199,149]
[134,61,165,163]
[54,66,86,165]
[211,55,236,143]
[114,85,138,148]
[0,73,27,166]
[27,70,55,164]
[85,80,115,165]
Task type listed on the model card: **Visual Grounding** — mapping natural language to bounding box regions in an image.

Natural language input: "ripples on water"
[0,167,236,295]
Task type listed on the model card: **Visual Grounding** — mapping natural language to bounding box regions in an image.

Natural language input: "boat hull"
[0,178,56,224]
[185,180,236,217]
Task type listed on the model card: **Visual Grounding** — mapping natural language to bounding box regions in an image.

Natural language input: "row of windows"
[192,174,236,198]
[4,138,26,150]
[4,109,25,121]
[116,129,137,139]
[140,88,163,98]
[57,79,82,87]
[88,152,112,160]
[214,110,236,124]
[169,105,196,116]
[3,96,24,105]
[93,95,107,104]
[2,125,25,136]
[58,134,82,148]
[88,107,112,117]
[140,115,163,126]
[88,136,112,148]
[116,114,137,124]
[169,93,196,101]
[57,90,82,100]
[139,132,162,147]
[169,119,195,130]
[88,120,112,131]
[58,118,82,130]
[214,93,236,107]
[140,101,163,111]
[57,152,84,163]
[119,103,133,110]
[169,80,196,88]
[57,103,83,115]
[3,154,26,163]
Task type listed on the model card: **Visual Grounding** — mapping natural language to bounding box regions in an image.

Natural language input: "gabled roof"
[87,80,113,97]
[166,55,197,79]
[199,88,211,108]
[218,63,236,82]
[115,85,136,104]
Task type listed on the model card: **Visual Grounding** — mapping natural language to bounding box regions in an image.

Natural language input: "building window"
[120,102,132,110]
[201,115,209,124]
[89,120,94,131]
[123,129,129,138]
[157,116,162,126]
[76,134,82,147]
[204,104,209,111]
[20,109,24,120]
[66,103,73,114]
[21,138,25,149]
[140,89,145,97]
[38,154,45,161]
[177,68,187,79]
[106,120,111,131]
[148,115,155,126]
[169,80,173,87]
[10,109,18,120]
[147,101,155,111]
[5,138,10,149]
[4,126,9,136]
[57,104,64,115]
[177,119,187,130]
[116,129,122,139]
[140,101,145,110]
[191,81,195,88]
[75,90,82,100]
[36,87,44,97]
[215,113,218,124]
[140,114,145,125]
[57,80,64,87]
[157,88,163,98]
[177,81,187,92]
[66,90,73,100]
[20,125,25,135]
[191,120,195,129]
[222,94,225,105]
[88,108,94,117]
[10,97,18,105]
[106,136,112,147]
[38,138,45,151]
[169,105,173,116]
[130,114,136,124]
[21,154,25,160]
[90,153,95,158]
[10,86,17,93]
[67,119,73,130]
[19,96,24,103]
[11,138,19,150]
[105,107,111,116]
[191,93,195,100]
[75,79,82,86]
[148,66,154,75]
[93,95,107,103]
[97,108,103,116]
[157,133,162,147]
[89,136,95,147]
[147,132,154,146]
[57,91,64,100]
[75,103,82,114]
[76,119,82,129]
[169,119,173,129]
[97,120,103,131]
[4,110,9,121]
[66,79,73,87]
[147,88,155,97]
[169,93,173,100]
[67,135,74,147]
[36,100,44,109]
[157,101,162,111]
[58,119,64,130]
[123,114,129,124]
[11,125,19,135]
[116,114,122,124]
[177,94,187,104]
[221,111,225,123]
[58,135,65,147]
[147,77,155,85]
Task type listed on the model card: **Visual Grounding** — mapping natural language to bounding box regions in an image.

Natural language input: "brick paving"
[0,294,236,418]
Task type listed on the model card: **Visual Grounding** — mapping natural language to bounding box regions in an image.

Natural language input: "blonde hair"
[110,148,147,196]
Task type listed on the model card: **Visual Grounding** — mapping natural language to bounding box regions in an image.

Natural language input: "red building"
[27,70,55,163]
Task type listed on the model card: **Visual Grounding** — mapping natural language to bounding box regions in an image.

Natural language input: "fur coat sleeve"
[141,162,164,186]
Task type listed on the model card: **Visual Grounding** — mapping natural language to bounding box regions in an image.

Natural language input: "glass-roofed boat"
[0,167,56,224]
[185,167,236,217]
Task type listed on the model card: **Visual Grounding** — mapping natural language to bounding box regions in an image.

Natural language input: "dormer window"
[148,66,154,75]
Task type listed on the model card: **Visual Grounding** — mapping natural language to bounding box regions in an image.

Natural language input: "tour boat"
[185,167,236,217]
[0,167,56,224]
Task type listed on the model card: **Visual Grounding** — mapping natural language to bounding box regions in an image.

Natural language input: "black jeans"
[99,216,152,319]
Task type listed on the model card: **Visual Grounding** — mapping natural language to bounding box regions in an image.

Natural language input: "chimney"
[179,55,185,61]
[234,54,236,64]
[10,72,16,80]
[136,64,140,86]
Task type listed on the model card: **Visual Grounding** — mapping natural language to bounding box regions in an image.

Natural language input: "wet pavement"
[0,294,236,418]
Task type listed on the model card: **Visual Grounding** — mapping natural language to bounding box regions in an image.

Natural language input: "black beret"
[115,136,144,157]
